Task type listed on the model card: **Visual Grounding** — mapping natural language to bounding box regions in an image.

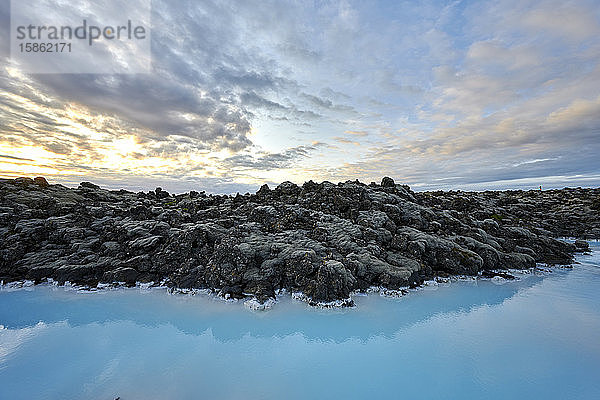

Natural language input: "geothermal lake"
[1,243,600,399]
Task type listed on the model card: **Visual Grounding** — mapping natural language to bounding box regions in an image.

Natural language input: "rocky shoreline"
[1,177,598,306]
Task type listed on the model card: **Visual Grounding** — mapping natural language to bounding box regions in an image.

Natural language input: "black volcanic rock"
[1,178,598,305]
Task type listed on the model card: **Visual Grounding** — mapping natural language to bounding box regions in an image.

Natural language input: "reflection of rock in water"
[1,177,595,306]
[0,274,543,343]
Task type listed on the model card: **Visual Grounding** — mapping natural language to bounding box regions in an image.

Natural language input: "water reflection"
[0,275,544,343]
[1,244,598,400]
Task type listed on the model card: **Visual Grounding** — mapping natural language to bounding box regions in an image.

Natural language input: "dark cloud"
[0,0,337,157]
[277,43,322,62]
[302,93,334,108]
[300,92,357,114]
[320,87,352,101]
[213,67,296,92]
[0,154,33,161]
[240,91,322,120]
[223,144,324,170]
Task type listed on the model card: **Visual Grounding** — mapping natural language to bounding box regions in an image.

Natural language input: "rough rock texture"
[1,177,597,305]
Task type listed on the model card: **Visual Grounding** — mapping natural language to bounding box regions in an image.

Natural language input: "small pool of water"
[1,243,600,399]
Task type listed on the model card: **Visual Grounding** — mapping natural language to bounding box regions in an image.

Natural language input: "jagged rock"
[80,182,100,190]
[34,177,49,187]
[0,176,598,306]
[575,239,590,251]
[104,267,139,285]
[14,177,34,185]
[304,260,356,303]
[381,176,395,188]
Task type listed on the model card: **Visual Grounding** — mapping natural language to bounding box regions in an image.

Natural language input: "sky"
[1,0,599,193]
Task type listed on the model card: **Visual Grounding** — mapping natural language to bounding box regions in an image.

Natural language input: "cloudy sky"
[1,0,599,193]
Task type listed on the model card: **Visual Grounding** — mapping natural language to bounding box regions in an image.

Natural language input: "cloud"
[344,130,368,137]
[512,158,559,168]
[520,2,600,41]
[466,41,541,71]
[300,92,356,114]
[1,0,599,192]
[223,143,325,171]
[333,137,360,146]
[0,154,34,161]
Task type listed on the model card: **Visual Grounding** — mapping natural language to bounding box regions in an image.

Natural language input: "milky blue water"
[1,243,600,399]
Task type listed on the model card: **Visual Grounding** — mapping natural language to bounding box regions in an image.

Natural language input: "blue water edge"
[1,242,599,399]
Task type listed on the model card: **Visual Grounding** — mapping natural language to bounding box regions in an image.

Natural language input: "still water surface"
[1,243,599,399]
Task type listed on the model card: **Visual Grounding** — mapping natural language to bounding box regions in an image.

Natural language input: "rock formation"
[1,177,597,305]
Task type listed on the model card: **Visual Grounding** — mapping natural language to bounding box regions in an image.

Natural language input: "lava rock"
[575,239,590,251]
[34,177,49,187]
[1,176,597,306]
